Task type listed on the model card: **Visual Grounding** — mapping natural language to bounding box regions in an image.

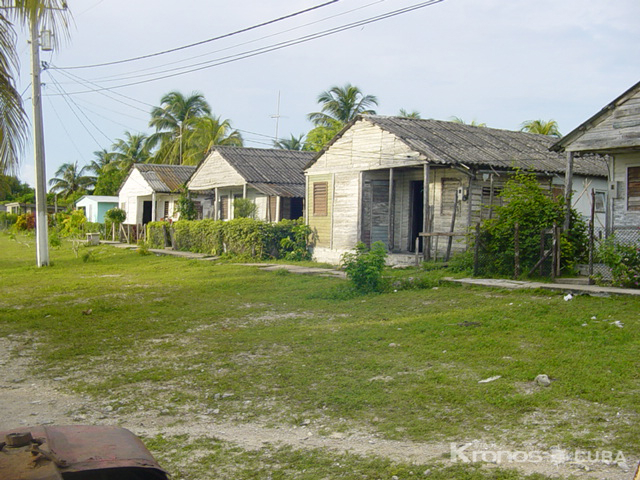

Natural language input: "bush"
[233,198,257,219]
[340,241,388,293]
[14,212,35,231]
[104,207,126,225]
[596,236,640,288]
[0,212,18,229]
[478,171,587,276]
[146,218,310,260]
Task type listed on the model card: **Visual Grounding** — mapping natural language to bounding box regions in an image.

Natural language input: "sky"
[11,0,640,187]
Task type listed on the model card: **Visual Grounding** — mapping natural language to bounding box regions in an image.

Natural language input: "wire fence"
[588,227,640,284]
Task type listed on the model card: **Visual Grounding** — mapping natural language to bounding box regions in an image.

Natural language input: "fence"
[588,227,640,284]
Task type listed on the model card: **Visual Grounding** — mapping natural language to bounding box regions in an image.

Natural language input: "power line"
[54,0,341,70]
[45,71,111,148]
[52,0,384,84]
[47,0,444,95]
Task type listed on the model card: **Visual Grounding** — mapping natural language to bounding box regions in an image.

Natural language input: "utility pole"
[270,91,281,142]
[30,12,49,267]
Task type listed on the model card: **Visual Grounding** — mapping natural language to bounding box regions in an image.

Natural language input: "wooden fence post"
[514,222,520,279]
[588,189,595,279]
[539,229,545,277]
[473,223,481,276]
[445,190,459,261]
[551,222,558,281]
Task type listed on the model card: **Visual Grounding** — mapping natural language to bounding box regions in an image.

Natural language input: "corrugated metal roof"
[248,182,305,198]
[135,164,196,192]
[326,116,606,177]
[211,146,314,197]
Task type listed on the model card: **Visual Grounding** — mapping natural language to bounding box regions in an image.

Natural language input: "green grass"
[0,233,638,478]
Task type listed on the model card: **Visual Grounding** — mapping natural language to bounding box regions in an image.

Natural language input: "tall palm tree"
[0,13,27,175]
[88,148,115,176]
[273,134,305,150]
[48,161,95,198]
[0,1,69,175]
[520,119,562,138]
[112,132,150,167]
[182,115,242,165]
[147,91,211,164]
[307,83,378,127]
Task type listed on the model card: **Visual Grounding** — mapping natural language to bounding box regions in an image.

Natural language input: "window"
[313,182,328,216]
[220,196,229,220]
[628,166,640,211]
[594,191,606,213]
[164,201,170,218]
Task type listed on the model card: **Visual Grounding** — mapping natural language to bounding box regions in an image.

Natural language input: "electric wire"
[45,70,111,148]
[54,0,341,70]
[45,96,87,160]
[51,0,385,83]
[48,0,444,95]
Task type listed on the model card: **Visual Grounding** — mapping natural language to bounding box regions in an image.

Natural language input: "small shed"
[75,195,119,223]
[119,164,202,225]
[305,115,608,265]
[188,146,315,221]
[552,80,640,231]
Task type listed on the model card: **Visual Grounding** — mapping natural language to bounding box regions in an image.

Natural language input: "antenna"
[270,91,281,141]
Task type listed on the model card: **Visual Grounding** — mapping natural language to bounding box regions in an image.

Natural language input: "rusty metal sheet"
[0,425,168,480]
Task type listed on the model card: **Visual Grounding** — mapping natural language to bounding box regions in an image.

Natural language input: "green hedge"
[146,218,311,260]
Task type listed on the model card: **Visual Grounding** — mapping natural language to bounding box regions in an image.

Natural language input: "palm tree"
[112,132,150,167]
[520,119,562,138]
[87,148,115,176]
[181,115,242,165]
[307,83,378,127]
[1,2,68,175]
[398,109,421,119]
[450,116,487,127]
[48,161,95,198]
[274,134,305,150]
[147,91,211,164]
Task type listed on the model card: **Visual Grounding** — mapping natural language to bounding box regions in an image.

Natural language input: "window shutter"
[628,166,640,211]
[313,182,328,216]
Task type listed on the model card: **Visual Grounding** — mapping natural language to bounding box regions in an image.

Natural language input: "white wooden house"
[187,146,314,221]
[553,80,640,233]
[305,115,608,265]
[75,195,119,223]
[118,164,202,226]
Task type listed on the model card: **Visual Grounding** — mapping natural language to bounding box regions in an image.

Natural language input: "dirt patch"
[0,336,635,479]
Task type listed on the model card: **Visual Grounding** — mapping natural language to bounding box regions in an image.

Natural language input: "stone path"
[445,277,640,297]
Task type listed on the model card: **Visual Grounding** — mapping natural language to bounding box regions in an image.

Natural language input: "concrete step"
[555,277,593,286]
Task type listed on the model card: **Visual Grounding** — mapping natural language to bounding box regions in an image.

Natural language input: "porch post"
[151,192,157,222]
[276,196,281,222]
[563,151,574,231]
[214,188,219,220]
[388,168,395,251]
[423,163,431,260]
[243,183,247,199]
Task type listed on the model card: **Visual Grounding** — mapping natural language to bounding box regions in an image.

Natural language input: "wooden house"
[552,80,640,232]
[305,115,607,265]
[187,146,315,221]
[74,195,119,223]
[118,164,202,226]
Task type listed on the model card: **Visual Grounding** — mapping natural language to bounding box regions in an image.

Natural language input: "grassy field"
[0,233,638,479]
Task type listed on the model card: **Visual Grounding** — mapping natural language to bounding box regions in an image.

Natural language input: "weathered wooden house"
[305,115,607,265]
[119,164,202,225]
[187,146,315,221]
[552,80,640,232]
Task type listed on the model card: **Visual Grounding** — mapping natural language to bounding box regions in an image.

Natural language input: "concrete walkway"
[444,277,640,297]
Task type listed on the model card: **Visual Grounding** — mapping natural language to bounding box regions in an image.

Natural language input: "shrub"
[596,236,640,288]
[175,188,197,220]
[0,212,18,229]
[104,207,126,225]
[146,218,310,260]
[233,198,257,219]
[478,171,587,276]
[14,212,35,231]
[59,210,87,238]
[341,241,388,293]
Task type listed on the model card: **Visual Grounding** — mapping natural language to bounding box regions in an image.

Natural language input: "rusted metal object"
[0,425,168,480]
